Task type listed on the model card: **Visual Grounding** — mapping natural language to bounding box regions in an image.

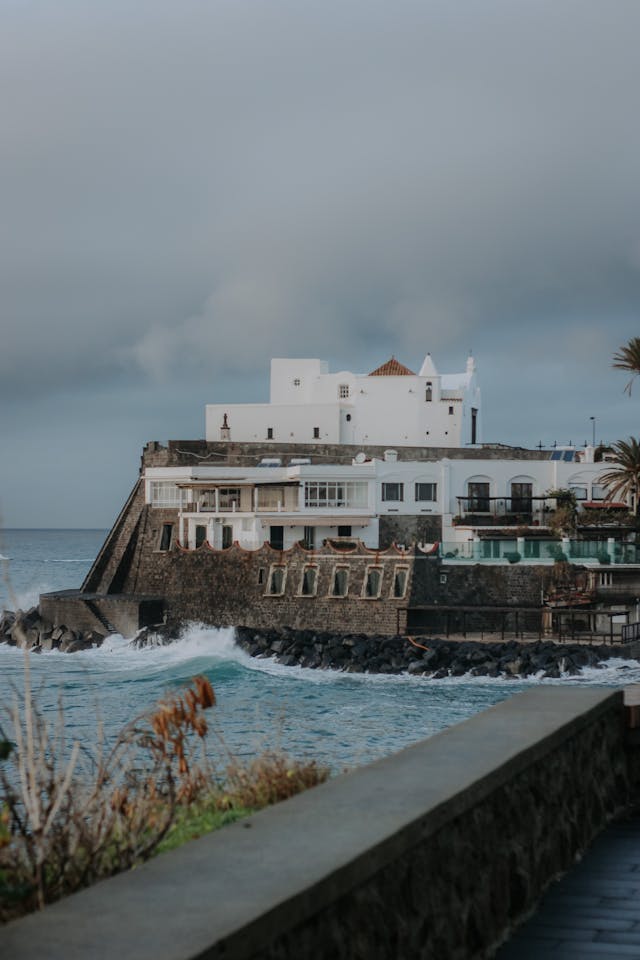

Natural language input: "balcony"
[454,496,555,527]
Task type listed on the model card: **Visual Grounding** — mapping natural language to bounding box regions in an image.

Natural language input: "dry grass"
[0,548,329,922]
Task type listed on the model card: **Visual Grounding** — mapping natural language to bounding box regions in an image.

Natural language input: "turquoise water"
[1,530,638,772]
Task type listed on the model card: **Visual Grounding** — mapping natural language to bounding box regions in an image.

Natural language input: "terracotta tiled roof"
[368,357,416,377]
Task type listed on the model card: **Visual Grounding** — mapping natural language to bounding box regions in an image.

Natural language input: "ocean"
[1,529,638,772]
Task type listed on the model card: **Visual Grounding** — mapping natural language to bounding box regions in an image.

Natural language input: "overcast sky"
[2,0,640,528]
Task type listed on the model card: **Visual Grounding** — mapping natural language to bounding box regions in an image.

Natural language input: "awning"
[259,516,371,527]
[176,480,300,488]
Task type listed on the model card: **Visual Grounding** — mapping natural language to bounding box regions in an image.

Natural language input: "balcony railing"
[455,497,556,527]
[440,539,640,564]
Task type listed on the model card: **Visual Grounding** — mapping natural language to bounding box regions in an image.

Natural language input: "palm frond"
[598,437,640,514]
[613,338,640,395]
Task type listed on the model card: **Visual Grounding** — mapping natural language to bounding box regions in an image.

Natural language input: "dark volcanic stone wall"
[117,523,413,635]
[409,558,543,608]
[255,694,629,960]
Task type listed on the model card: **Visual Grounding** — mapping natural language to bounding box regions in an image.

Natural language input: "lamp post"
[590,416,596,447]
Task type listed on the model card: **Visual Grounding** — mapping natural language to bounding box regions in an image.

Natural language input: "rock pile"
[0,607,106,653]
[234,626,623,679]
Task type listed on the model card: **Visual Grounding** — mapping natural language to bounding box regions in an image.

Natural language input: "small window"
[363,566,383,598]
[195,525,207,548]
[346,413,352,422]
[337,525,352,537]
[293,378,301,387]
[415,482,437,502]
[381,482,404,502]
[313,426,320,439]
[392,566,409,598]
[570,486,588,501]
[599,571,613,586]
[300,565,318,596]
[591,484,607,501]
[448,406,454,415]
[267,427,274,440]
[339,384,350,399]
[302,526,315,550]
[267,565,286,595]
[425,383,432,402]
[257,567,265,585]
[222,525,233,549]
[331,566,349,597]
[159,524,173,551]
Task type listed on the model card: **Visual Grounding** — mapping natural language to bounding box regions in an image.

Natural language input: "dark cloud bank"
[1,0,639,525]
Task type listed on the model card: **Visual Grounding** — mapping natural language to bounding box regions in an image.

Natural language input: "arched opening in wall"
[363,566,383,598]
[466,477,491,514]
[392,566,409,599]
[425,383,432,401]
[195,525,207,548]
[267,565,286,596]
[331,566,349,597]
[300,565,318,596]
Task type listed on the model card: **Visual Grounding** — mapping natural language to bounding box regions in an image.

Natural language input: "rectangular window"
[599,571,613,587]
[304,481,368,509]
[267,565,286,595]
[448,406,454,415]
[415,482,437,502]
[313,426,320,439]
[222,525,233,549]
[195,525,207,548]
[331,566,349,597]
[257,567,265,585]
[267,427,274,440]
[468,482,490,512]
[337,525,352,537]
[381,482,404,502]
[392,566,409,598]
[510,483,532,514]
[363,566,383,598]
[524,540,540,558]
[591,484,607,501]
[338,384,350,399]
[149,481,188,508]
[300,565,318,596]
[219,487,242,511]
[159,523,173,551]
[302,526,315,550]
[570,486,588,501]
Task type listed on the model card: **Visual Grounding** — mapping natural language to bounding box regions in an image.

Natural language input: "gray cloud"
[2,0,640,523]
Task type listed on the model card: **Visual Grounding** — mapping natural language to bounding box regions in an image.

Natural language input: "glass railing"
[440,540,640,564]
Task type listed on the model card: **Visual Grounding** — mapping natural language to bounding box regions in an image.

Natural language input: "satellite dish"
[355,452,367,464]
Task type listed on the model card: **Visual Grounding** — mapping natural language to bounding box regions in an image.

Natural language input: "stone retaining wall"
[3,688,635,960]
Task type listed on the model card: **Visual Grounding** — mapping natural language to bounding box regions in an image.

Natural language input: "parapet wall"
[4,687,634,960]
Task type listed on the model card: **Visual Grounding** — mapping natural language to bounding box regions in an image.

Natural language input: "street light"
[589,416,596,447]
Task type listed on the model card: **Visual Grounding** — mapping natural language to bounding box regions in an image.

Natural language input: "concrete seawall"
[3,687,636,960]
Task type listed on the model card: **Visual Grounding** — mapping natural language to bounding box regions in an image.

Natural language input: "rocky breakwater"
[0,607,106,653]
[234,626,627,679]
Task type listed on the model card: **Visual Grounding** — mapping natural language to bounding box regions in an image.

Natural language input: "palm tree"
[599,437,640,515]
[613,337,640,394]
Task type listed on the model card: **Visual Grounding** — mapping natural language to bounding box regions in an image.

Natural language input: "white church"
[205,354,481,449]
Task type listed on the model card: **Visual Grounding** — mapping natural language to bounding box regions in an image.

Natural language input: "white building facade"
[143,446,620,561]
[205,353,482,449]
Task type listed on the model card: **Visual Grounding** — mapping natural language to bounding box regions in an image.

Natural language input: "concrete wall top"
[3,687,623,960]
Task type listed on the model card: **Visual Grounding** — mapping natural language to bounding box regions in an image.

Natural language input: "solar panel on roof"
[550,451,562,460]
[563,450,575,461]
